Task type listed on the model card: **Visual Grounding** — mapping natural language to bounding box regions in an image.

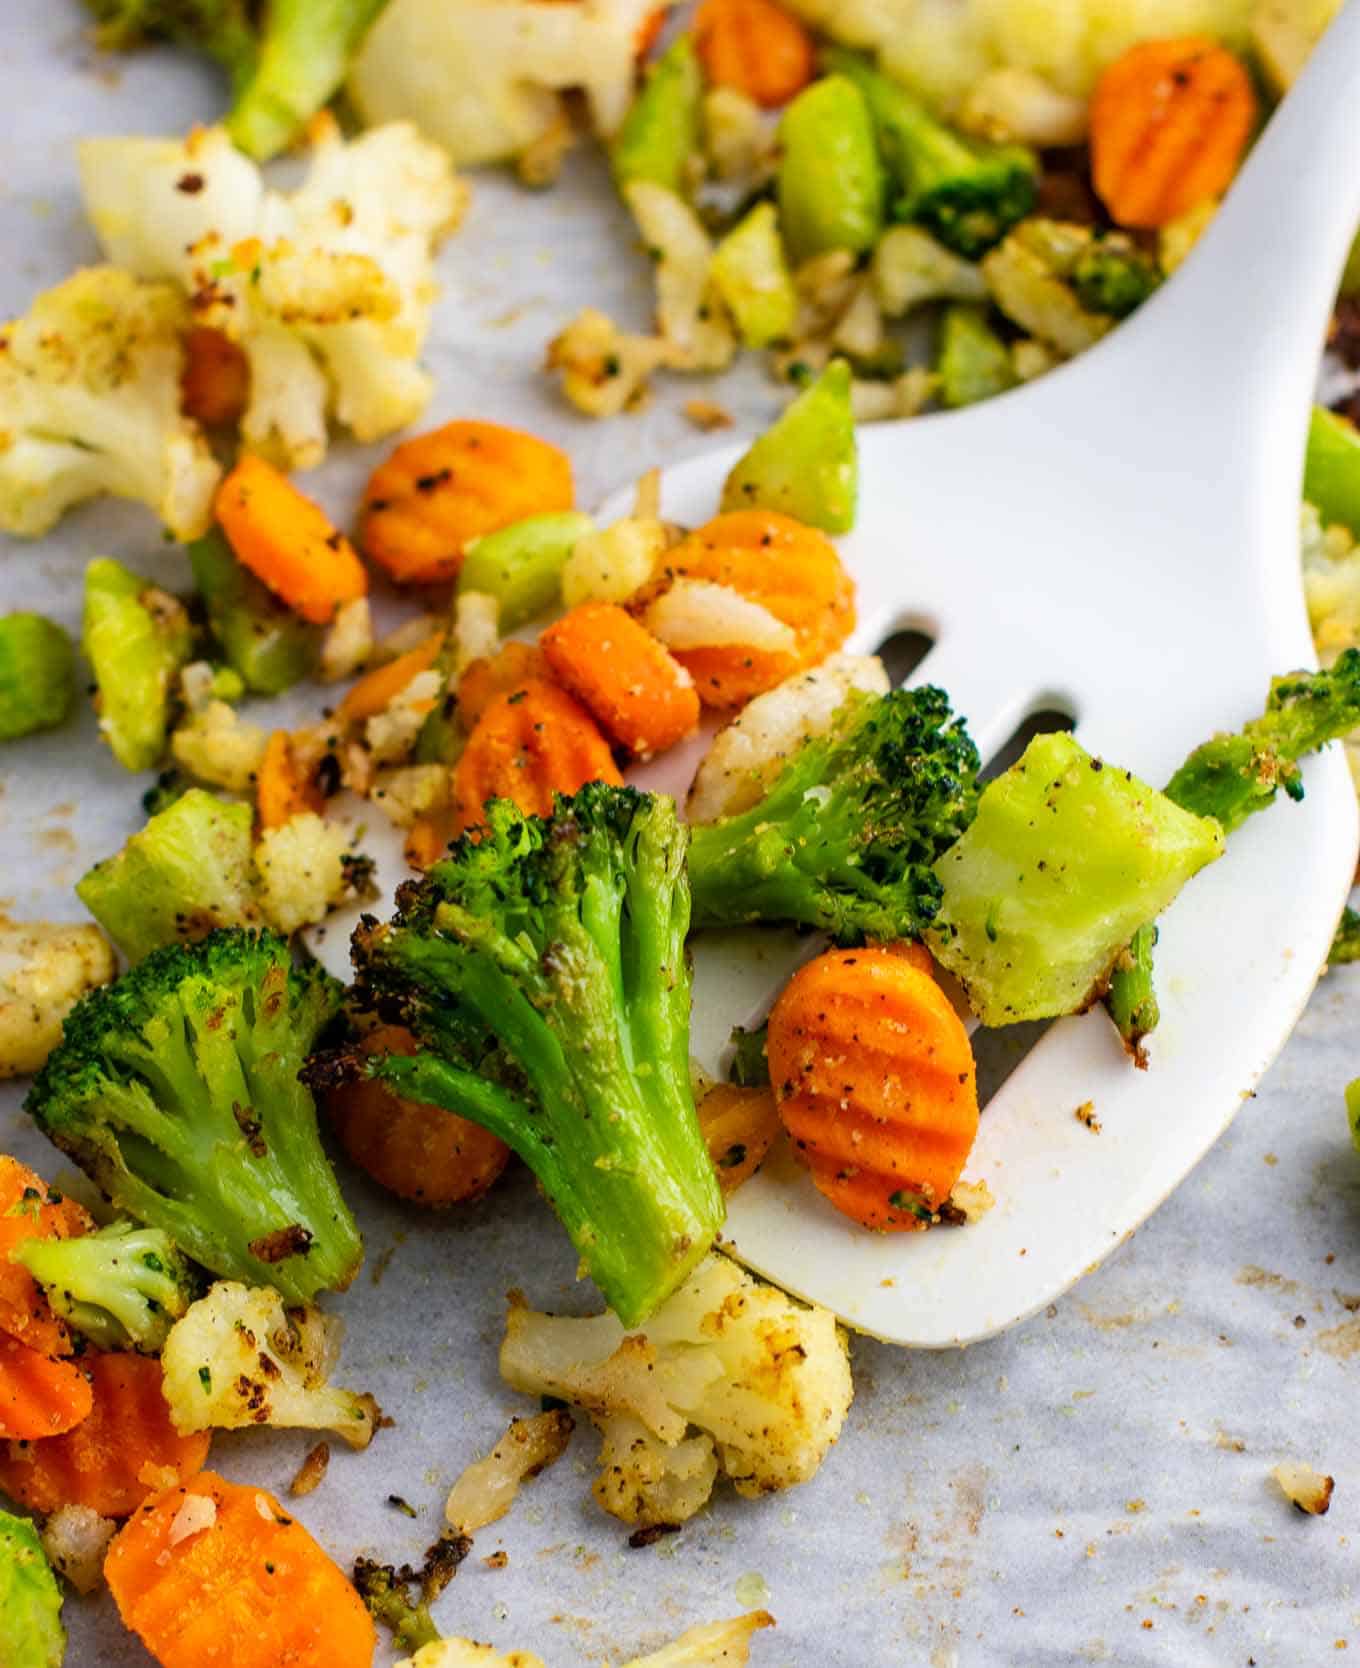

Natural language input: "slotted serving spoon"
[628,6,1360,1345]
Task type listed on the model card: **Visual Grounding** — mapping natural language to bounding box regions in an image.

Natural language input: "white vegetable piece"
[397,1610,773,1668]
[0,267,220,538]
[161,1281,381,1448]
[643,579,798,655]
[687,655,890,823]
[256,813,360,935]
[350,0,673,167]
[444,1408,574,1533]
[0,919,116,1080]
[500,1253,852,1525]
[39,1506,116,1596]
[79,120,465,469]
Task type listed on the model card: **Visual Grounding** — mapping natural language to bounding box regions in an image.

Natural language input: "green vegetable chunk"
[83,0,389,161]
[352,785,723,1327]
[611,35,702,196]
[1107,649,1360,1057]
[937,305,1016,408]
[1304,407,1360,540]
[458,512,595,632]
[0,1510,64,1668]
[28,928,362,1304]
[1330,905,1360,965]
[929,732,1224,1026]
[77,788,260,964]
[721,360,858,533]
[776,74,884,263]
[14,1221,197,1354]
[0,613,75,743]
[1347,1075,1360,1148]
[188,529,319,696]
[826,48,1036,259]
[710,202,798,350]
[82,557,194,773]
[689,686,979,942]
[1070,236,1160,319]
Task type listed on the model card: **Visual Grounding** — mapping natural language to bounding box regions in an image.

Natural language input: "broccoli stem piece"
[710,202,799,351]
[188,530,319,696]
[688,687,980,944]
[0,1510,64,1668]
[27,929,362,1305]
[776,73,885,263]
[12,1221,198,1354]
[720,359,858,533]
[82,557,194,773]
[227,0,390,161]
[936,304,1016,408]
[0,613,75,743]
[457,512,594,633]
[1304,407,1360,541]
[825,48,1037,259]
[353,786,723,1327]
[83,0,387,160]
[1106,649,1360,1058]
[611,35,703,197]
[76,788,261,963]
[1329,906,1360,965]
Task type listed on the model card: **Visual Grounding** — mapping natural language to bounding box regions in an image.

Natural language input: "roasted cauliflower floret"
[350,0,675,167]
[255,812,367,936]
[500,1253,852,1526]
[79,120,465,469]
[0,919,117,1080]
[0,267,219,538]
[170,700,269,792]
[161,1280,380,1448]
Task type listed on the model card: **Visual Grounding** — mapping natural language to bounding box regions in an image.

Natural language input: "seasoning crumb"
[628,1523,680,1549]
[291,1441,330,1497]
[1074,1100,1101,1132]
[483,1549,509,1570]
[387,1494,418,1519]
[1272,1461,1334,1516]
[683,398,734,432]
[1263,1151,1278,1166]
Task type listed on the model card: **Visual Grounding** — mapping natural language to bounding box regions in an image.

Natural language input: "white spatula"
[635,7,1360,1345]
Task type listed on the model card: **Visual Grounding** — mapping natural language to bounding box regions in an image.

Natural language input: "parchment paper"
[4,10,1360,1664]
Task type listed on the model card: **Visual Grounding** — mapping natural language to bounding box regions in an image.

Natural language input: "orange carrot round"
[540,602,700,758]
[450,677,622,834]
[328,1026,510,1206]
[256,731,325,830]
[180,327,250,428]
[216,455,368,625]
[336,631,445,726]
[361,420,575,586]
[697,1081,780,1195]
[0,1334,92,1440]
[0,1352,209,1517]
[105,1471,376,1668]
[641,508,855,707]
[766,947,979,1231]
[695,0,815,108]
[1090,37,1257,229]
[0,1156,94,1357]
[457,641,551,729]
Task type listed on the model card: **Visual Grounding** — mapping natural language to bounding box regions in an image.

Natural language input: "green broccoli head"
[353,785,723,1327]
[825,49,1037,258]
[27,929,361,1305]
[12,1221,199,1354]
[1070,236,1161,319]
[1164,648,1360,834]
[688,686,980,943]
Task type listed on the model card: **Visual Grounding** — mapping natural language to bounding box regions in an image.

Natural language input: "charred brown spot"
[248,1224,313,1263]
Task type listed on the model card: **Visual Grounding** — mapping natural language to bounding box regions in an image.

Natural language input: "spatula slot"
[980,706,1075,783]
[972,1018,1055,1112]
[874,627,935,686]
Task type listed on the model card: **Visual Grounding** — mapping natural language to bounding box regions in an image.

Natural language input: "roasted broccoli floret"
[1107,648,1360,1057]
[27,928,361,1305]
[12,1221,197,1354]
[83,0,389,161]
[1070,236,1161,319]
[826,49,1037,258]
[687,686,979,943]
[350,784,723,1327]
